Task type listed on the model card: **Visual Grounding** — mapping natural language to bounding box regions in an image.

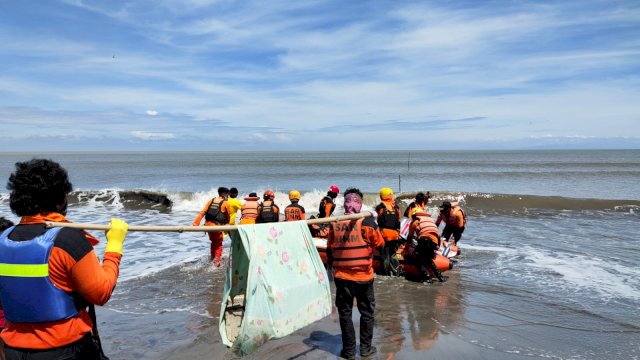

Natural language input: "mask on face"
[344,193,363,215]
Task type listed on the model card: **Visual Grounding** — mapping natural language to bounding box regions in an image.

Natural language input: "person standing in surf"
[318,185,339,218]
[436,201,466,245]
[403,192,429,218]
[375,187,402,276]
[256,190,280,223]
[239,192,260,225]
[0,159,129,359]
[227,187,242,225]
[284,190,306,222]
[192,187,230,267]
[407,211,445,283]
[327,188,384,360]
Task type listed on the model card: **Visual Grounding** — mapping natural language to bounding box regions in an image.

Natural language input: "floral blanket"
[219,221,332,355]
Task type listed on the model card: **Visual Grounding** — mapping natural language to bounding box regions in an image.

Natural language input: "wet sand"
[98,255,640,360]
[151,270,525,360]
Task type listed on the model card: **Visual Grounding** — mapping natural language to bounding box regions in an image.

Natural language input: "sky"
[0,0,639,151]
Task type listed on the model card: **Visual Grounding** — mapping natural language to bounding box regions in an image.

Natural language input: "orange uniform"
[0,213,121,349]
[328,216,384,282]
[193,196,229,265]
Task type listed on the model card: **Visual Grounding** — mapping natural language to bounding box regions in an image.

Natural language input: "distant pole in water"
[398,174,402,193]
[408,152,410,171]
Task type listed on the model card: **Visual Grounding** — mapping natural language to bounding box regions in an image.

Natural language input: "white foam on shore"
[522,246,640,301]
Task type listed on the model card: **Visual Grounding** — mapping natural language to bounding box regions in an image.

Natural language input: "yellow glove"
[105,218,128,255]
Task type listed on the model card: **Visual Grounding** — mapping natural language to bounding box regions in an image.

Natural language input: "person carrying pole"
[327,188,384,360]
[0,159,129,359]
[193,187,230,267]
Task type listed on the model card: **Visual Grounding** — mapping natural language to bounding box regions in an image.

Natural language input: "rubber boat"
[313,237,457,279]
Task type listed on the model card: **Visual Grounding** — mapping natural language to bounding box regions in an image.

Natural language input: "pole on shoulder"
[45,212,372,232]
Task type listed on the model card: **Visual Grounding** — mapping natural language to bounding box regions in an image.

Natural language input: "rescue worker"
[436,201,467,245]
[192,187,230,267]
[227,187,243,225]
[375,187,401,276]
[257,190,280,223]
[407,211,445,283]
[403,192,429,218]
[0,217,14,360]
[327,188,384,360]
[284,190,306,222]
[318,185,339,218]
[239,192,260,225]
[0,159,129,359]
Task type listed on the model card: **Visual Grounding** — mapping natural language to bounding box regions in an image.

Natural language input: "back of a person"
[258,200,279,223]
[240,198,259,224]
[285,203,305,222]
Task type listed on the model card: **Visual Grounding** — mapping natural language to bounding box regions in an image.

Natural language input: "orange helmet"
[264,190,275,200]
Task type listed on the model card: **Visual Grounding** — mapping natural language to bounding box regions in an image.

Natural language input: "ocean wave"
[1,189,638,215]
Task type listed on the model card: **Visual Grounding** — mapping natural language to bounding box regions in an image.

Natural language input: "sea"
[0,150,638,360]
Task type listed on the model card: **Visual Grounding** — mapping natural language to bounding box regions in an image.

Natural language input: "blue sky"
[0,0,639,151]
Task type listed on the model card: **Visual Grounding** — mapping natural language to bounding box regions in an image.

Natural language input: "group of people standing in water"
[191,184,466,360]
[0,158,467,360]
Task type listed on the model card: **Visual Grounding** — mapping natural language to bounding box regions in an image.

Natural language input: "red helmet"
[329,185,340,194]
[264,189,275,200]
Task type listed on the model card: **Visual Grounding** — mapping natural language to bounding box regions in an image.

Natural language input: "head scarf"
[344,193,363,215]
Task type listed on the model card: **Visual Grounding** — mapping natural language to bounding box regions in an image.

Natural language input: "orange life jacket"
[444,206,466,227]
[205,197,227,224]
[241,199,259,220]
[330,218,372,271]
[285,203,305,222]
[415,215,440,244]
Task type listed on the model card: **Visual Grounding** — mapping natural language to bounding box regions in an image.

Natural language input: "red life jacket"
[242,200,259,220]
[415,215,440,244]
[330,218,372,271]
[205,198,227,224]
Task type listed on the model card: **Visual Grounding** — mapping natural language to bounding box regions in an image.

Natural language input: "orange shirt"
[328,216,384,282]
[1,213,121,349]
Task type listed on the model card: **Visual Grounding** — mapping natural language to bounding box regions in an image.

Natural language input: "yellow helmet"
[289,189,301,201]
[379,187,394,200]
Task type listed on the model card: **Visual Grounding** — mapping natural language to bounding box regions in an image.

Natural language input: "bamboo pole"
[45,212,372,232]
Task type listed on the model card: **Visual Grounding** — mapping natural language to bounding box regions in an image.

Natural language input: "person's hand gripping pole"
[105,218,129,255]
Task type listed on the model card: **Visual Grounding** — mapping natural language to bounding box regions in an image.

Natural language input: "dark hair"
[7,159,73,216]
[415,192,426,205]
[343,187,363,199]
[229,187,238,197]
[249,192,257,197]
[0,217,14,231]
[440,201,451,209]
[218,187,229,195]
[328,191,338,198]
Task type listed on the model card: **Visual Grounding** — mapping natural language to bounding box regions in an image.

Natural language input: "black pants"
[382,240,400,276]
[5,333,99,360]
[415,239,441,281]
[335,278,375,357]
[442,225,464,244]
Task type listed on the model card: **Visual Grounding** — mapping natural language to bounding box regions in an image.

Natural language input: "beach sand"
[149,270,524,360]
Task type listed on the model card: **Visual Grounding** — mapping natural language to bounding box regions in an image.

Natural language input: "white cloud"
[131,131,176,140]
[146,110,159,116]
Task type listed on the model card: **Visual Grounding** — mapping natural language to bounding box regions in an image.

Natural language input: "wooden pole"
[45,212,372,232]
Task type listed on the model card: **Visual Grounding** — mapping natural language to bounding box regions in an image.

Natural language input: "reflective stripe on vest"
[242,201,259,220]
[0,226,80,323]
[416,215,440,244]
[330,218,372,270]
